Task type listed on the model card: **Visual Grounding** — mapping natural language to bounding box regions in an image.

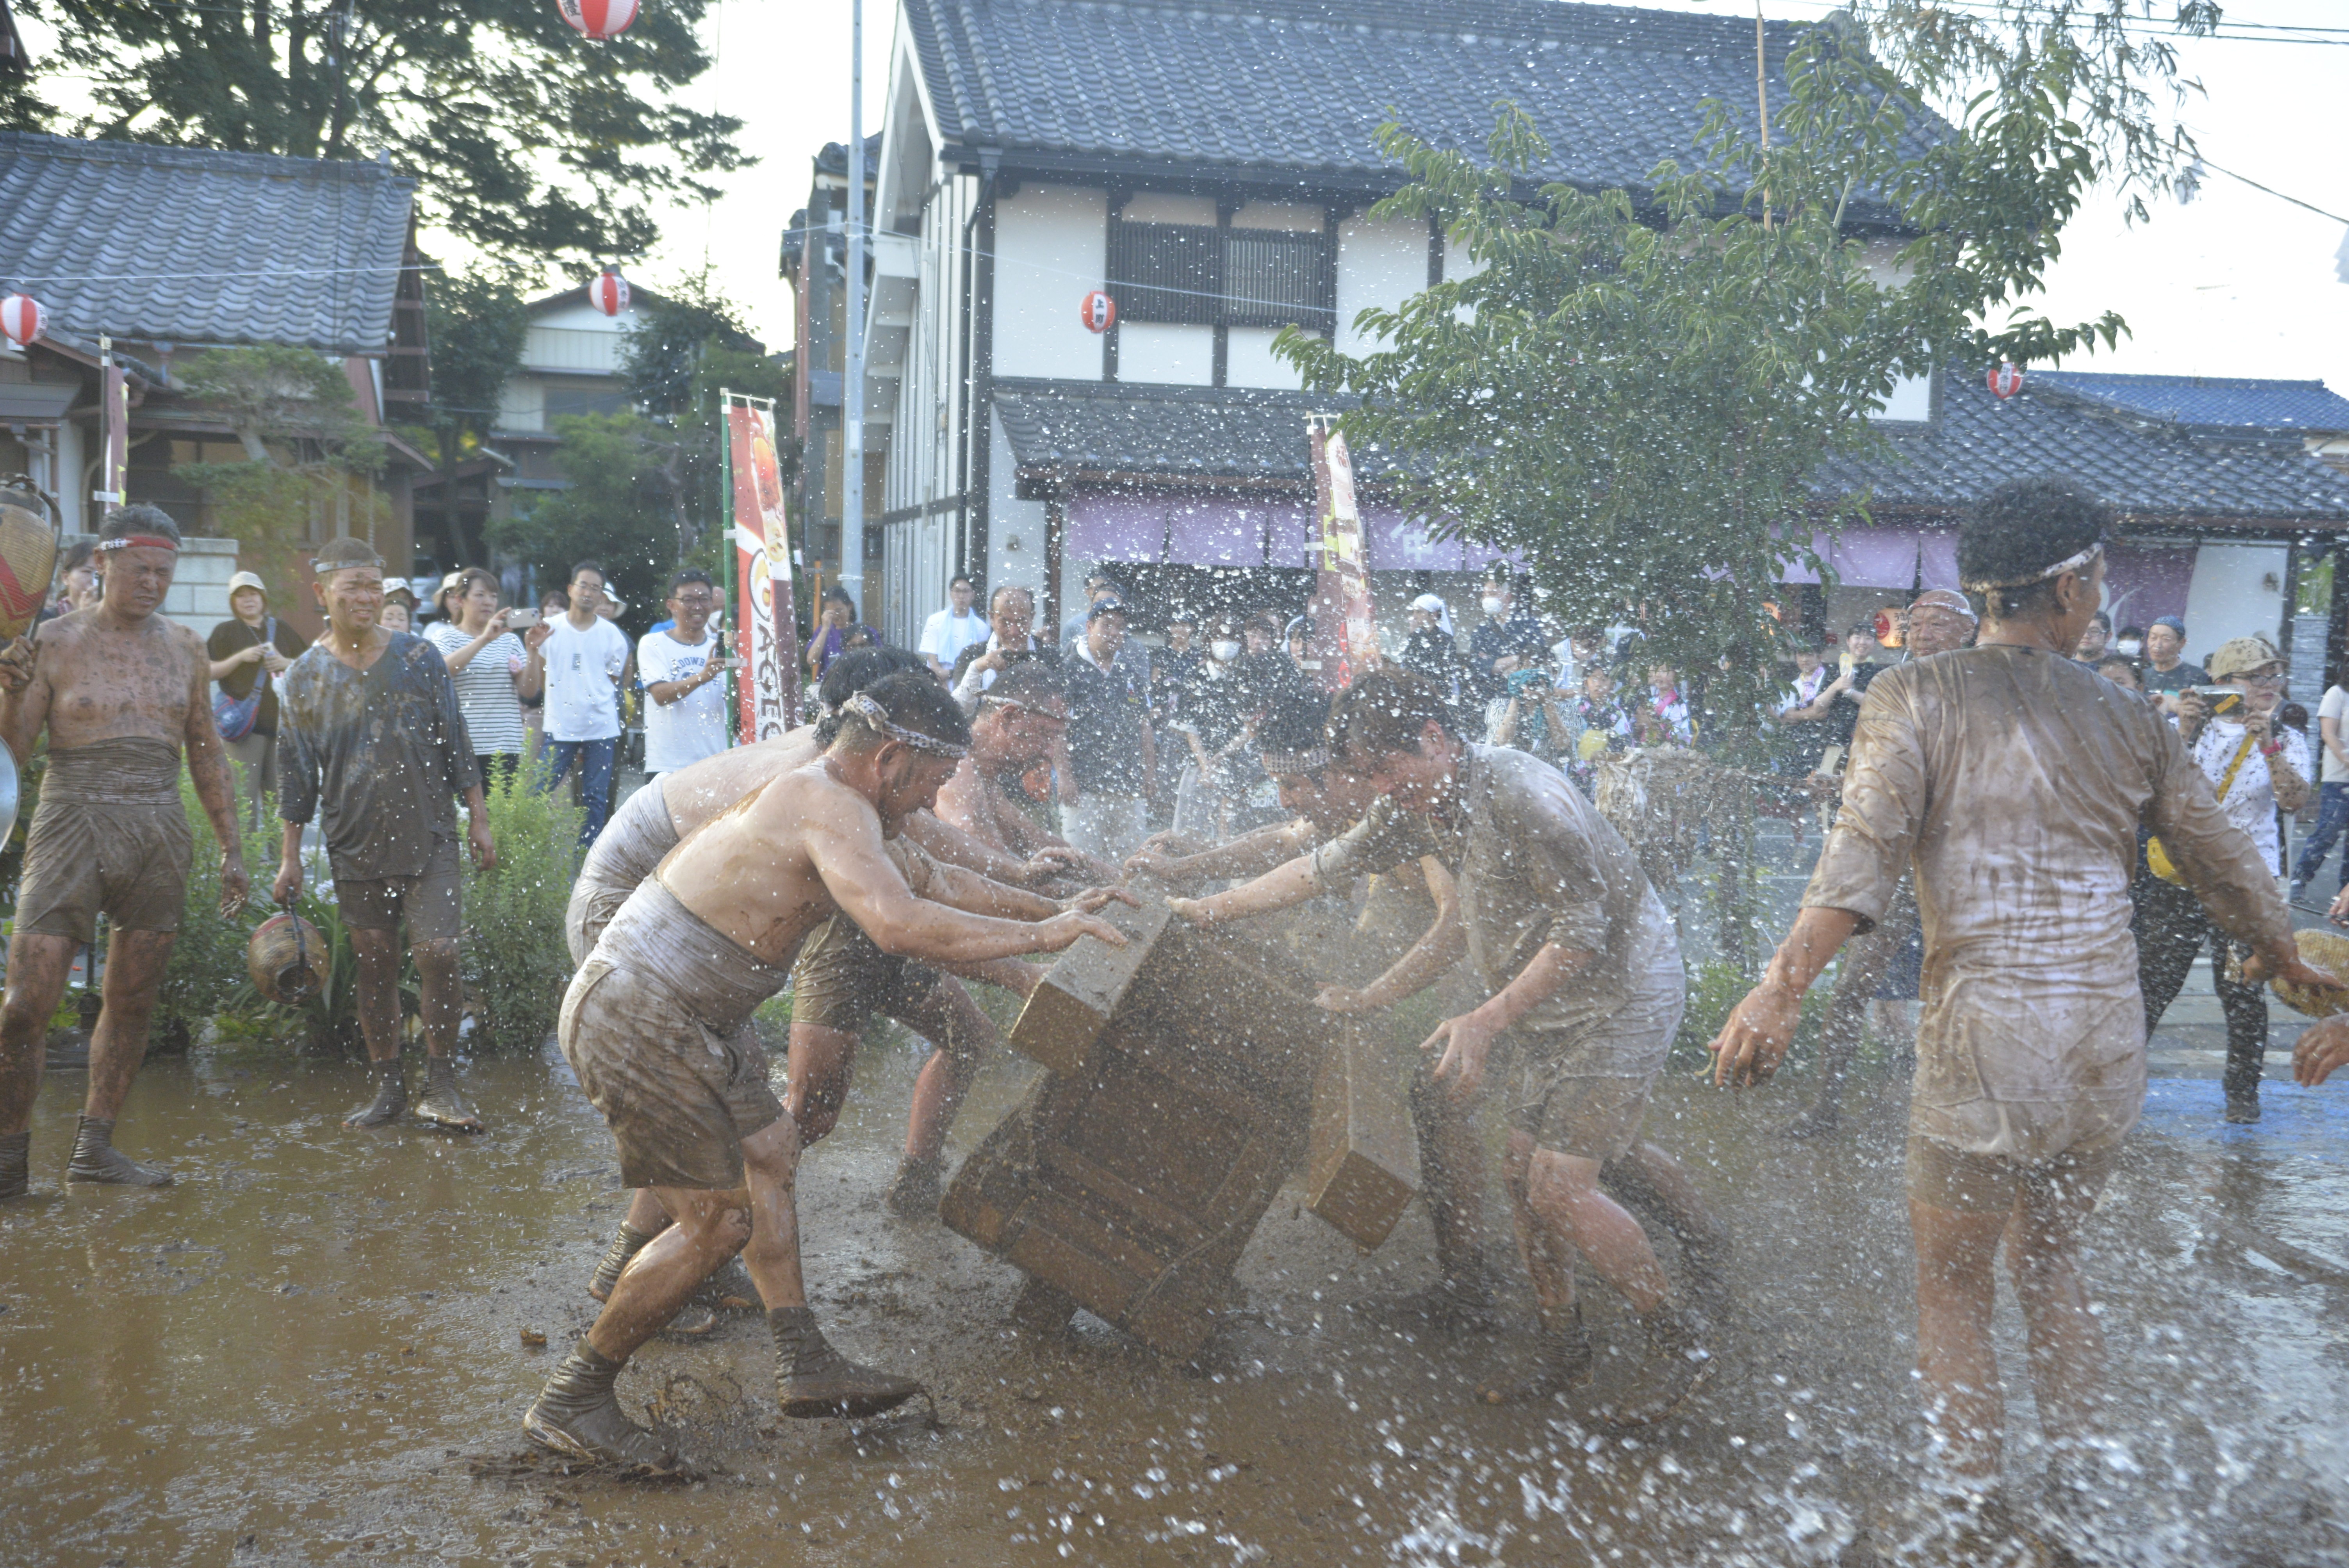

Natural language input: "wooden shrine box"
[944,900,1417,1356]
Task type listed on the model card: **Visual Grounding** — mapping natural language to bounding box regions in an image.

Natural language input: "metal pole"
[719,387,739,745]
[841,0,866,619]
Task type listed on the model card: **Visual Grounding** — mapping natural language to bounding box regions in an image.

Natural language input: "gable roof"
[2028,372,2349,440]
[0,133,417,356]
[905,0,1929,210]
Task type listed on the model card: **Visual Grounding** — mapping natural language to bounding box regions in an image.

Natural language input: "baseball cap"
[2207,634,2283,681]
[1086,594,1128,622]
[227,570,268,599]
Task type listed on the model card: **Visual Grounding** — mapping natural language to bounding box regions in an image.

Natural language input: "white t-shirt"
[540,615,631,741]
[422,622,528,755]
[638,627,727,774]
[920,605,987,670]
[2321,685,2349,785]
[2190,716,2310,876]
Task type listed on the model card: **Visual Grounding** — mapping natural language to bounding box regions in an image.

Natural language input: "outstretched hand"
[1016,845,1086,884]
[1709,979,1805,1088]
[1314,983,1381,1016]
[1037,910,1127,951]
[1420,1009,1499,1102]
[1060,886,1141,917]
[2294,1018,2349,1086]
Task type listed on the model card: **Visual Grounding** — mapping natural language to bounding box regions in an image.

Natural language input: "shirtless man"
[0,506,248,1197]
[571,651,1099,1309]
[932,660,1116,889]
[525,672,1123,1466]
[1711,477,2337,1483]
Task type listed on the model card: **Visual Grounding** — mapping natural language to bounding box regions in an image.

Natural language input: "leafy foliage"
[2,0,746,259]
[417,265,534,566]
[461,764,579,1051]
[486,411,677,629]
[1282,2,2210,723]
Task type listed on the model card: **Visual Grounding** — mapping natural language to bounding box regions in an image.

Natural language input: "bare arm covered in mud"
[1422,939,1597,1102]
[1126,817,1317,890]
[907,845,1140,925]
[904,804,1085,889]
[1315,857,1466,1016]
[178,627,249,910]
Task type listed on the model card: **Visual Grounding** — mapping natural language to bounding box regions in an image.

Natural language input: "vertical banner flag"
[1305,416,1377,693]
[98,337,127,516]
[724,395,799,737]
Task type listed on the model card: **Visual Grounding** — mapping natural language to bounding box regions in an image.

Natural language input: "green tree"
[487,410,676,628]
[1281,3,2213,727]
[3,0,745,258]
[417,264,533,567]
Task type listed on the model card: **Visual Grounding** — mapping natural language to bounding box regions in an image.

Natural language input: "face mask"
[2116,639,2142,657]
[1481,595,1505,617]
[1211,640,1241,663]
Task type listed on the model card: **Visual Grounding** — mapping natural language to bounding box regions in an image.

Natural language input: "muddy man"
[0,506,248,1199]
[528,671,1125,1468]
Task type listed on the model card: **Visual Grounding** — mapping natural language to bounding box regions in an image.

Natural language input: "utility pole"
[841,0,866,618]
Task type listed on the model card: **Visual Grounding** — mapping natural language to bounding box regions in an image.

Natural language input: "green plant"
[460,764,581,1051]
[1670,956,1831,1072]
[155,769,268,1048]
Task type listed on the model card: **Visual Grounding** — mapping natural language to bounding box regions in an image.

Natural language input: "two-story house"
[796,0,2349,661]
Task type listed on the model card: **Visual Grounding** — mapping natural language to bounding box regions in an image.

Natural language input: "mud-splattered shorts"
[787,914,941,1036]
[333,836,462,940]
[1508,970,1685,1163]
[17,798,192,942]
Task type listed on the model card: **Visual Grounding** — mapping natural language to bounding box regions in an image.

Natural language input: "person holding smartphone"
[425,568,540,788]
[638,570,729,777]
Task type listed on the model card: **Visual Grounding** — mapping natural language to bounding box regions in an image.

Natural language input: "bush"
[461,763,580,1050]
[156,769,271,1049]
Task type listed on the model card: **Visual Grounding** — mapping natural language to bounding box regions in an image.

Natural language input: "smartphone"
[504,609,540,631]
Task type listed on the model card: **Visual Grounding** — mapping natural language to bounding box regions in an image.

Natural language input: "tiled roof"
[0,133,415,355]
[2028,371,2349,438]
[1817,371,2349,524]
[907,0,1934,208]
[1000,371,2349,524]
[996,377,1398,480]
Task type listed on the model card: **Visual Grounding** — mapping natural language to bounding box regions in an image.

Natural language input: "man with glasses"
[638,570,729,778]
[2141,635,2310,1124]
[949,583,1056,710]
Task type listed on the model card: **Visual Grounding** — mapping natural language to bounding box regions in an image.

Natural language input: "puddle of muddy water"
[5,1034,2347,1567]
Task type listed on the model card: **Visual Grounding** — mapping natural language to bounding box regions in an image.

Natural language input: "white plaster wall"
[993,185,1108,381]
[1226,326,1305,389]
[1119,323,1214,386]
[1875,374,1933,422]
[986,408,1047,601]
[1336,216,1427,358]
[2183,543,2290,664]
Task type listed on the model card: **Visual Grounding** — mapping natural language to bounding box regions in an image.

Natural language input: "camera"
[2187,685,2245,717]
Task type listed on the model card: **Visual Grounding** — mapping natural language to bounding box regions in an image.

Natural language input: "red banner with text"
[725,399,799,738]
[1305,418,1378,692]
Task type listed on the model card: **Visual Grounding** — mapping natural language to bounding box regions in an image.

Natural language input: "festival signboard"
[723,396,799,738]
[1305,415,1378,692]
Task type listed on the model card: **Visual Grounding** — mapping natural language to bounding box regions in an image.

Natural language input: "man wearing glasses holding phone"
[2141,634,2310,1124]
[638,570,731,778]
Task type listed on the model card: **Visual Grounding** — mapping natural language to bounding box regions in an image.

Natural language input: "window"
[1109,221,1332,333]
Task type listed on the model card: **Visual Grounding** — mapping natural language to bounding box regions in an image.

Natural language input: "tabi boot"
[1481,1305,1594,1405]
[2224,1090,2262,1125]
[587,1221,659,1304]
[1593,1301,1713,1429]
[523,1340,680,1470]
[1354,1266,1507,1336]
[413,1056,482,1132]
[884,1154,943,1218]
[345,1059,407,1128]
[65,1117,173,1187]
[0,1130,29,1199]
[771,1306,922,1419]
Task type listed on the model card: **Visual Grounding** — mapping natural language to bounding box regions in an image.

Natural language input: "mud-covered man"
[1711,476,2338,1484]
[0,506,248,1198]
[274,538,495,1133]
[527,672,1124,1467]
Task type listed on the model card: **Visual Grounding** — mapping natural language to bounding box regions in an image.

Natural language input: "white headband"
[1962,542,2102,593]
[844,693,967,759]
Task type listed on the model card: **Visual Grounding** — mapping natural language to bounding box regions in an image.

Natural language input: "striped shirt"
[424,622,528,756]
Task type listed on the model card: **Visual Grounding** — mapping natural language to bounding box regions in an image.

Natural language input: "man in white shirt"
[2289,672,2349,906]
[948,584,1055,711]
[2141,633,2312,1123]
[918,573,987,679]
[638,569,729,778]
[531,560,633,846]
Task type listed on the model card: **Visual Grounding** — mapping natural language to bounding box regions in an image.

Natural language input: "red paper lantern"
[1079,290,1116,333]
[557,0,639,39]
[1987,361,2024,400]
[587,268,630,317]
[0,294,42,347]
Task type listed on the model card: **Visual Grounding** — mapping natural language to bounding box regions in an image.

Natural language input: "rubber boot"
[1595,1301,1713,1429]
[65,1116,173,1187]
[413,1055,481,1131]
[586,1222,658,1303]
[770,1306,922,1419]
[884,1154,942,1218]
[345,1058,406,1128]
[1481,1304,1593,1405]
[522,1340,679,1470]
[0,1130,28,1199]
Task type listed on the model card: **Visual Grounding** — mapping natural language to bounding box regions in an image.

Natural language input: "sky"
[646,0,2347,387]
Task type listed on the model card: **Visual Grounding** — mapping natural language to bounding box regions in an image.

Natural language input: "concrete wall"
[63,532,237,638]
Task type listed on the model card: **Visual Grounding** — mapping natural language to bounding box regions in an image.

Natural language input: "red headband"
[94,535,179,553]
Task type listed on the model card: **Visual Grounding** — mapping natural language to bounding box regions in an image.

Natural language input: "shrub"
[461,763,580,1050]
[156,769,273,1049]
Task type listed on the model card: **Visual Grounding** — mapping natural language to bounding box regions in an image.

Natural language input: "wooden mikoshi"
[943,898,1418,1356]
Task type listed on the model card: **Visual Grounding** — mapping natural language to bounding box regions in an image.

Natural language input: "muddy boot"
[884,1154,942,1218]
[413,1056,481,1132]
[1354,1267,1506,1335]
[345,1059,407,1128]
[587,1221,658,1303]
[770,1306,922,1419]
[523,1340,679,1470]
[0,1130,28,1199]
[1595,1301,1712,1429]
[65,1117,173,1187]
[1481,1305,1593,1405]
